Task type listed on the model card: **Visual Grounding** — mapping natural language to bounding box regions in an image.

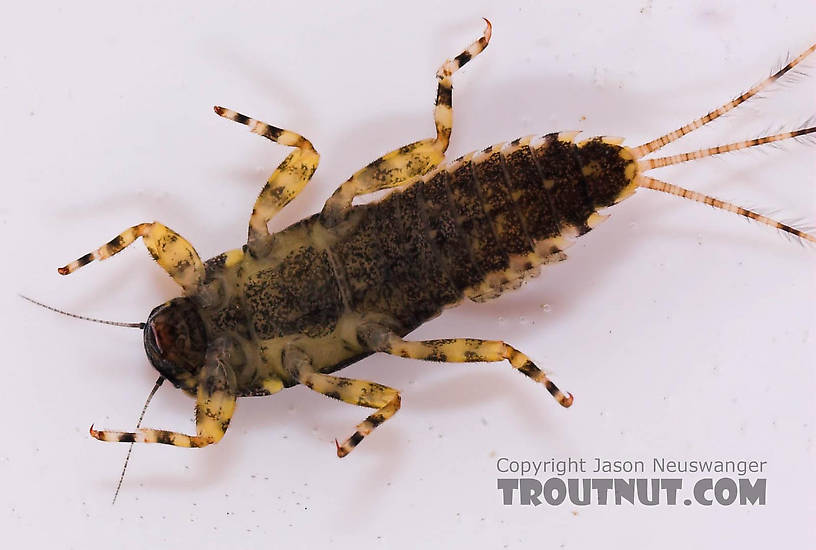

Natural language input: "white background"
[2,1,815,548]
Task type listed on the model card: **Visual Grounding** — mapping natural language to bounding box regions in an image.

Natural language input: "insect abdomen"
[332,133,637,331]
[428,132,634,302]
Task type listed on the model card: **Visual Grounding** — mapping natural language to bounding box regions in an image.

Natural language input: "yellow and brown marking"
[214,106,320,257]
[91,344,237,447]
[320,19,492,225]
[358,325,573,408]
[283,346,401,457]
[434,18,492,145]
[59,222,204,294]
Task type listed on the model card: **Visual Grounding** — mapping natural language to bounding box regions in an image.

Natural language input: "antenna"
[112,376,165,505]
[19,295,145,329]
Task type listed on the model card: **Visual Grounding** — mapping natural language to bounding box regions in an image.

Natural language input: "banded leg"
[283,347,401,457]
[58,222,204,294]
[321,19,492,224]
[357,324,573,407]
[214,106,320,257]
[91,343,237,448]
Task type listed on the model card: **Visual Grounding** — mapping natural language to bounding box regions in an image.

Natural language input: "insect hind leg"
[321,19,492,224]
[357,323,573,408]
[433,17,492,150]
[639,175,816,244]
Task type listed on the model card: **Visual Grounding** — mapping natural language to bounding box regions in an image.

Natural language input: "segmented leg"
[640,175,816,243]
[633,41,816,157]
[214,106,320,257]
[58,222,204,294]
[283,346,401,457]
[357,324,573,408]
[321,19,492,224]
[91,342,237,448]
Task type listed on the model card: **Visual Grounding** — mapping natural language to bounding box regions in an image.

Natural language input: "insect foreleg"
[356,323,573,408]
[214,106,320,257]
[58,222,204,294]
[91,342,237,448]
[321,19,492,224]
[283,346,401,458]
